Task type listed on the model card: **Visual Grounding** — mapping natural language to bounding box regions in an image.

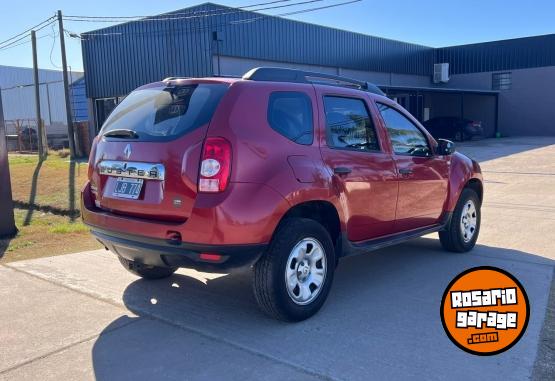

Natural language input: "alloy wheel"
[460,199,478,242]
[285,238,327,305]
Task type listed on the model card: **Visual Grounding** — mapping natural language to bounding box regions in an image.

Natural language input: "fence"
[4,118,91,156]
[0,66,90,158]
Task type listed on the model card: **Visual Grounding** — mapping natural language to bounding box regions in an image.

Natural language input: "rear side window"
[100,83,228,141]
[267,92,313,145]
[323,96,379,151]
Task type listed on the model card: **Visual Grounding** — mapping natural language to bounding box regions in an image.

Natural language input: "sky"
[0,0,554,72]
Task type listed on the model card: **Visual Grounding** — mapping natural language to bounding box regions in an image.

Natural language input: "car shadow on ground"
[91,238,554,381]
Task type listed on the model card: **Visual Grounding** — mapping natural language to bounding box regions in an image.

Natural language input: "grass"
[8,153,88,212]
[1,153,102,263]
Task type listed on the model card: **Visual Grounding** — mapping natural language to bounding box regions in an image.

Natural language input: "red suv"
[82,68,483,321]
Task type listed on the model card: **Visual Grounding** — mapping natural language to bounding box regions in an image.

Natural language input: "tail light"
[87,138,98,180]
[87,138,99,205]
[198,137,232,193]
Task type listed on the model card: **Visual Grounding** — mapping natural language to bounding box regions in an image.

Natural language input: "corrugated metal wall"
[81,3,433,99]
[82,5,214,99]
[70,77,88,122]
[436,34,555,74]
[0,65,85,135]
[206,4,432,76]
[81,3,555,99]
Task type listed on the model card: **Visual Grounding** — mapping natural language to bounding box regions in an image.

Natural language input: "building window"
[492,72,512,90]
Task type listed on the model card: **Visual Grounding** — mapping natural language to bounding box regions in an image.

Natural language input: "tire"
[118,256,177,279]
[439,188,481,252]
[454,131,464,142]
[253,218,336,322]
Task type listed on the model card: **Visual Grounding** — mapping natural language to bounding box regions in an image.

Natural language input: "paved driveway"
[1,137,554,381]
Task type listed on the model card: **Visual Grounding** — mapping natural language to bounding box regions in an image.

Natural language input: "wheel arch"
[277,200,343,254]
[465,178,483,204]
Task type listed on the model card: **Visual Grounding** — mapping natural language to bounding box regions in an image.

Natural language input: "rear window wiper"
[103,129,139,139]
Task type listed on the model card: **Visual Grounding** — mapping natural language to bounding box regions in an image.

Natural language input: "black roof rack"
[162,74,240,81]
[162,76,189,81]
[242,67,385,96]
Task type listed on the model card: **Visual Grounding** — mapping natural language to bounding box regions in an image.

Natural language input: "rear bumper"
[81,181,289,246]
[91,227,266,272]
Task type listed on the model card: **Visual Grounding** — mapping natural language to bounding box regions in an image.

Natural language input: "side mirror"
[437,139,455,155]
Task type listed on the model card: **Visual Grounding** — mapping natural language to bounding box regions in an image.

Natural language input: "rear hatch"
[89,81,229,222]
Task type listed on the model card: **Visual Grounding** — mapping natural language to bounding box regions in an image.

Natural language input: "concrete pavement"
[1,136,554,380]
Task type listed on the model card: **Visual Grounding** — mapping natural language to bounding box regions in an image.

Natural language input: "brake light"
[198,137,232,193]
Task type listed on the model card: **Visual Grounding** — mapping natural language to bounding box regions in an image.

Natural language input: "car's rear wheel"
[118,256,177,279]
[454,130,464,141]
[253,218,335,322]
[439,188,481,252]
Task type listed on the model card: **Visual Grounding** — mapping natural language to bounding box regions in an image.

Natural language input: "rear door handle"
[399,168,413,176]
[333,167,352,175]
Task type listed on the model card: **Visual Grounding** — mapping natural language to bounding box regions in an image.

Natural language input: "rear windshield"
[100,83,228,141]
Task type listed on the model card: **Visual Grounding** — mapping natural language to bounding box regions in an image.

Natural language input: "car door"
[317,89,398,242]
[375,101,449,232]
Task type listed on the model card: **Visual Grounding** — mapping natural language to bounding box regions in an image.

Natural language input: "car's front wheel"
[439,188,481,252]
[253,218,335,321]
[118,256,177,279]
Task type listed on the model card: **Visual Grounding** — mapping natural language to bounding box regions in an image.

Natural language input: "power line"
[63,0,295,19]
[0,33,32,51]
[0,16,55,48]
[49,23,62,69]
[276,0,360,16]
[231,0,361,23]
[0,19,57,51]
[67,0,361,40]
[62,0,327,23]
[0,34,51,52]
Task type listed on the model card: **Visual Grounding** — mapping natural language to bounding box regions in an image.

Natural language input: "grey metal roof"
[81,3,433,98]
[379,85,499,95]
[81,3,555,99]
[435,33,555,74]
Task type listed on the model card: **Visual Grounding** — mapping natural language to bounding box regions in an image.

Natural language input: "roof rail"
[242,67,385,96]
[162,76,189,81]
[163,75,241,81]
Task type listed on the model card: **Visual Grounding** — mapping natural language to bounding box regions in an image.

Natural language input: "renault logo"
[124,144,132,159]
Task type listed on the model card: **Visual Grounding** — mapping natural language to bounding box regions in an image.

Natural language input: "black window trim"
[375,101,434,158]
[322,94,383,154]
[266,90,315,146]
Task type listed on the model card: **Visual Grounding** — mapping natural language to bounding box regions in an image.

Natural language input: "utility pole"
[31,30,47,159]
[0,88,17,238]
[57,10,76,158]
[45,83,52,126]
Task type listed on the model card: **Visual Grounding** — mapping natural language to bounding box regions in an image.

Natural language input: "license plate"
[113,177,143,199]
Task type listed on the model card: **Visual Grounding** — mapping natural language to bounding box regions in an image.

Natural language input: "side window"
[267,92,313,145]
[323,96,379,151]
[377,103,431,156]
